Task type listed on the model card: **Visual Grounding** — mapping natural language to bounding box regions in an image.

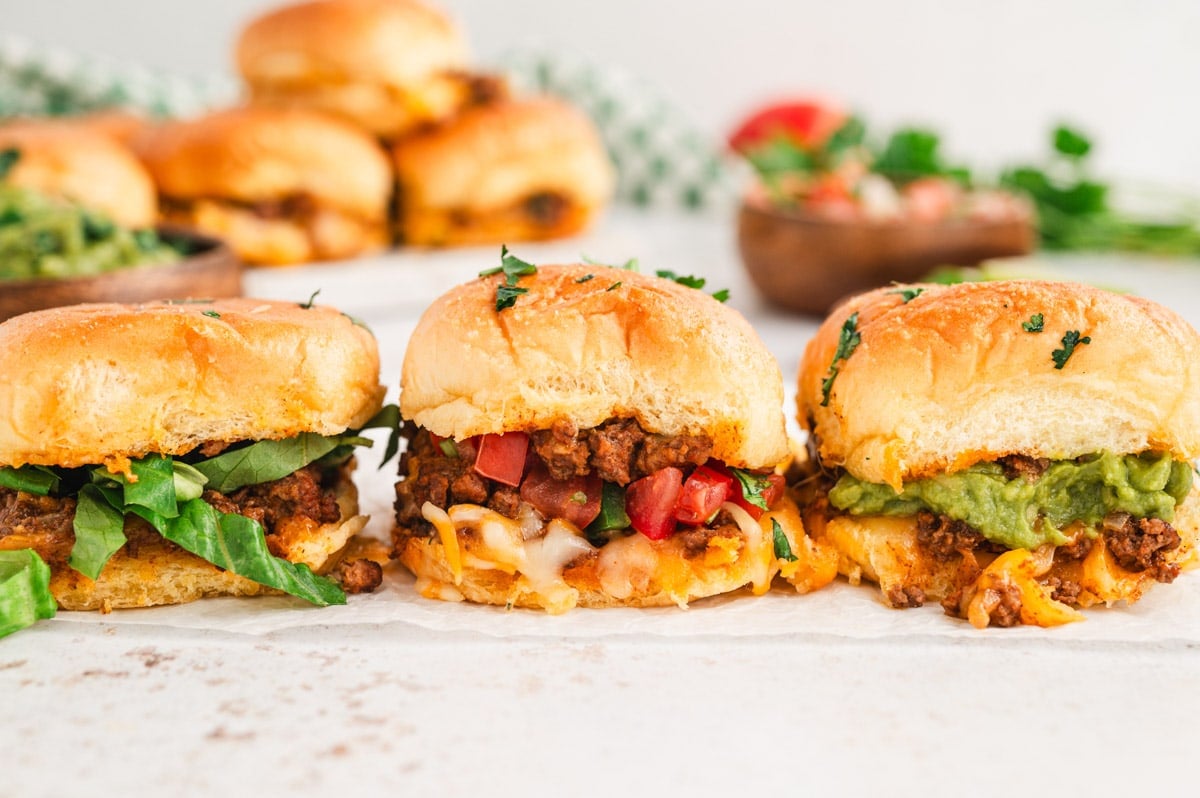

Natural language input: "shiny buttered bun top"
[0,299,385,468]
[134,106,392,222]
[798,280,1200,491]
[401,263,789,470]
[0,122,158,228]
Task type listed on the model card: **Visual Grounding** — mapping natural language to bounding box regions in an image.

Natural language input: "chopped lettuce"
[0,549,56,638]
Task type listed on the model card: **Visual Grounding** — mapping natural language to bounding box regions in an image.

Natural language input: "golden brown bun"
[134,107,392,221]
[392,98,614,245]
[0,298,384,468]
[799,281,1200,490]
[402,264,789,470]
[238,0,467,89]
[0,122,157,227]
[237,0,469,137]
[46,470,366,611]
[813,488,1200,625]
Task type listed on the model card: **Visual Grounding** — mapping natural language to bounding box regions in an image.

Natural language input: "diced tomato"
[519,465,602,530]
[473,432,529,487]
[625,467,683,540]
[674,465,733,526]
[728,100,846,154]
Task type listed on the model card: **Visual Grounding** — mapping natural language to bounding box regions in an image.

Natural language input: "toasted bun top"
[237,0,467,89]
[134,107,391,219]
[0,122,157,227]
[798,281,1200,490]
[0,299,384,468]
[402,264,788,470]
[391,98,615,212]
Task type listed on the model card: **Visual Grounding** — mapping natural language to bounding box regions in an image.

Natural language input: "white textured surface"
[6,209,1200,795]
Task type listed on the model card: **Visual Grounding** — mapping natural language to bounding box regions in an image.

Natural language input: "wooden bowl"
[0,227,242,322]
[737,200,1035,315]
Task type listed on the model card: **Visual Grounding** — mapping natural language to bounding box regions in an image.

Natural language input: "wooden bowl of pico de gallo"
[730,101,1034,314]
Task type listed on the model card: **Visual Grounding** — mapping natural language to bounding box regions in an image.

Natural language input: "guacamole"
[0,184,180,280]
[828,451,1194,550]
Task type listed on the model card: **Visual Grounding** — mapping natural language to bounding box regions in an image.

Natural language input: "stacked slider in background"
[217,0,613,257]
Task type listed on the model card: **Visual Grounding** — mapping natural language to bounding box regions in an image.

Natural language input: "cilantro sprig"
[1022,313,1044,333]
[730,468,772,511]
[0,147,20,181]
[1051,330,1091,369]
[480,245,538,311]
[772,519,798,562]
[820,312,862,407]
[889,286,924,303]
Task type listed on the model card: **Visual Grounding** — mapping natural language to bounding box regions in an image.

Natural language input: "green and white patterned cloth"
[0,35,734,211]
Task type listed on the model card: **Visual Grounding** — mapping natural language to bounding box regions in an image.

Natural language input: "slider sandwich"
[393,253,836,612]
[237,0,506,140]
[391,98,614,246]
[0,122,158,228]
[135,107,392,265]
[0,298,392,630]
[797,281,1200,628]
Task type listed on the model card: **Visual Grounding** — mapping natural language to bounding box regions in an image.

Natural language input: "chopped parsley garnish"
[655,269,731,302]
[730,468,772,511]
[1022,313,1045,333]
[1052,330,1091,369]
[820,312,862,407]
[299,289,320,309]
[772,519,797,562]
[202,310,221,318]
[607,281,622,291]
[889,286,924,303]
[575,274,595,284]
[481,245,538,311]
[0,147,19,181]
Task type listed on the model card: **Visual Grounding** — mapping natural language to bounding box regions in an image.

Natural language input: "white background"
[4,0,1199,191]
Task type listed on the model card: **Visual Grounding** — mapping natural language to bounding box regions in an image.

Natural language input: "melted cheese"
[443,504,597,614]
[721,502,774,595]
[965,547,1084,629]
[596,534,660,602]
[769,497,839,594]
[421,502,463,584]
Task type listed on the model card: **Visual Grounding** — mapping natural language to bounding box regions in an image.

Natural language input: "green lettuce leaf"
[0,549,56,638]
[192,433,348,493]
[125,455,179,518]
[68,484,126,580]
[158,499,345,606]
[0,465,61,496]
[360,404,402,469]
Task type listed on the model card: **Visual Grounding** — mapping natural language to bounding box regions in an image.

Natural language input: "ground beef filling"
[395,419,715,534]
[0,463,347,570]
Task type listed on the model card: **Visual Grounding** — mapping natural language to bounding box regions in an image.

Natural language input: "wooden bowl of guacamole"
[0,185,241,321]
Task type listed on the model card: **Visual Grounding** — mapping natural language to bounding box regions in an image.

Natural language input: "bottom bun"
[165,199,388,266]
[49,473,367,612]
[807,488,1200,628]
[398,194,599,247]
[393,497,828,613]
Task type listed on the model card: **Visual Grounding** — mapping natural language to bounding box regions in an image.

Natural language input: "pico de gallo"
[394,418,786,548]
[730,99,1028,225]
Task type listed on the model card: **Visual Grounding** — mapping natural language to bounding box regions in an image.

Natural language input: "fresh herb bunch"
[1000,125,1200,256]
